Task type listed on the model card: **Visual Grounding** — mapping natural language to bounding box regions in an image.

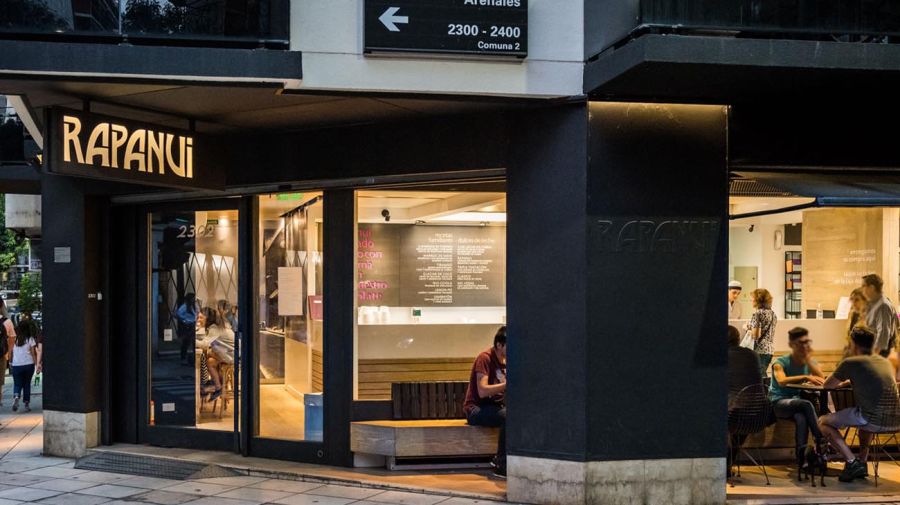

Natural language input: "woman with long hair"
[748,288,777,378]
[845,288,868,358]
[196,306,235,402]
[0,297,15,407]
[10,315,40,412]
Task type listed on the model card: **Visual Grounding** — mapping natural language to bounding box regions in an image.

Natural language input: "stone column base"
[43,410,100,458]
[508,455,726,505]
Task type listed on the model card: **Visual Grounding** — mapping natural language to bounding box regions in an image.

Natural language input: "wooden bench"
[350,419,499,470]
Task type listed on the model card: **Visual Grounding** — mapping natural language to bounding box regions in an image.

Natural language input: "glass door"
[250,193,326,457]
[144,204,241,447]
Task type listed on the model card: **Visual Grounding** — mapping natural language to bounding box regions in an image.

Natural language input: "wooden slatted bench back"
[358,357,472,400]
[391,381,469,420]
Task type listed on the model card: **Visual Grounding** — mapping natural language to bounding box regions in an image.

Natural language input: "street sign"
[364,0,527,58]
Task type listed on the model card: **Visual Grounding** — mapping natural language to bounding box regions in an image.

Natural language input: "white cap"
[728,280,742,290]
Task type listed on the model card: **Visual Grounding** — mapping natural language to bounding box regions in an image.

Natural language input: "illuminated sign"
[46,109,224,190]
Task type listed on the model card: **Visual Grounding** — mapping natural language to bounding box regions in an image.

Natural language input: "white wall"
[291,0,584,97]
[4,194,41,234]
[729,224,792,319]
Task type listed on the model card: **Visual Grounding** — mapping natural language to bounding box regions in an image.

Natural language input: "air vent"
[729,178,795,197]
[75,452,240,480]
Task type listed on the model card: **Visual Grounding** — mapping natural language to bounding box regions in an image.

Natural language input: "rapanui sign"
[45,108,225,190]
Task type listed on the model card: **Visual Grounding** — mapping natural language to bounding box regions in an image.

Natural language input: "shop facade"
[4,1,900,503]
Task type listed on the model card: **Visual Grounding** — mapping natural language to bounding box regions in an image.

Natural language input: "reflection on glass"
[354,189,507,401]
[149,209,239,432]
[255,193,324,441]
[0,0,289,43]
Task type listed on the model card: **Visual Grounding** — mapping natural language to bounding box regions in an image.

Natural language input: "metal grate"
[729,178,795,197]
[75,453,240,480]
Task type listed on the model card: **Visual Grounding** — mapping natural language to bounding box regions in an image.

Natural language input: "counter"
[729,317,848,352]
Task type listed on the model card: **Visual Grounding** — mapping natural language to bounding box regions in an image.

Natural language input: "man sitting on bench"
[464,326,507,478]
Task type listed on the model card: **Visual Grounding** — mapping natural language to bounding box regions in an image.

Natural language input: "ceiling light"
[432,212,506,223]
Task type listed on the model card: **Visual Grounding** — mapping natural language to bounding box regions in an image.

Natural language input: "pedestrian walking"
[0,298,15,408]
[10,318,41,412]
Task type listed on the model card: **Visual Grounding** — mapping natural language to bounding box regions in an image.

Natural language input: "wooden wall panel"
[802,208,899,313]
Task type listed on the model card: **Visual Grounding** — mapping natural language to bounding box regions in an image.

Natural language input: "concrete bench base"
[350,419,499,470]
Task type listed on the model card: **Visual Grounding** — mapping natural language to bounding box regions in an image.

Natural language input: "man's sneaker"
[491,465,506,479]
[11,396,18,412]
[839,459,867,482]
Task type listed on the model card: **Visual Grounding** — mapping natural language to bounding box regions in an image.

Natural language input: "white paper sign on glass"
[278,267,305,316]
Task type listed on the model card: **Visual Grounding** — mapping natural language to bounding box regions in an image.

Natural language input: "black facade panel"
[41,175,97,412]
[584,0,639,59]
[322,189,356,467]
[109,206,140,443]
[224,114,510,188]
[585,103,728,460]
[506,104,589,461]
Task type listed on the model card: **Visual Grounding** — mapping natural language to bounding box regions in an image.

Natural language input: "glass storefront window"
[0,0,289,45]
[255,193,324,441]
[149,208,240,431]
[354,189,507,401]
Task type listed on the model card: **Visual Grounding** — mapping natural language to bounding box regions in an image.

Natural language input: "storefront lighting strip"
[730,197,900,220]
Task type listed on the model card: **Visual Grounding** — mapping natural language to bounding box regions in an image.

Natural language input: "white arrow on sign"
[379,7,409,32]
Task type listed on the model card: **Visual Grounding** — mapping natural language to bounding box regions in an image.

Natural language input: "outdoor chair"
[728,383,772,486]
[859,388,900,487]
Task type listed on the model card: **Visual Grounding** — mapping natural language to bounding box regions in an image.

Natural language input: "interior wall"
[728,224,788,319]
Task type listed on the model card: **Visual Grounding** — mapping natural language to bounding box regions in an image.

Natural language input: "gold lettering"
[186,137,193,178]
[147,132,164,174]
[165,133,185,177]
[109,124,128,168]
[124,129,146,172]
[85,123,110,167]
[62,116,84,164]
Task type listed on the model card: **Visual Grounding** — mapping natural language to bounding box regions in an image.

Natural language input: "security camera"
[381,209,391,222]
[749,224,755,233]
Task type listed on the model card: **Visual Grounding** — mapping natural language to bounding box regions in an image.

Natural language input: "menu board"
[357,224,505,307]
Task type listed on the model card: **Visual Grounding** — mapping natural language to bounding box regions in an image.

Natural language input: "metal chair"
[830,388,858,447]
[859,387,900,487]
[728,383,772,486]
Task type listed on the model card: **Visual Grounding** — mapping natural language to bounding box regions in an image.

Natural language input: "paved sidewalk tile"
[304,484,383,500]
[22,467,89,479]
[113,477,182,490]
[436,499,504,505]
[161,482,236,496]
[37,493,113,505]
[182,497,258,505]
[0,475,52,488]
[248,480,323,494]
[216,486,294,502]
[365,490,448,505]
[272,495,354,505]
[68,472,132,484]
[0,487,61,502]
[26,479,99,493]
[126,490,199,505]
[0,498,23,505]
[193,476,267,487]
[75,485,145,499]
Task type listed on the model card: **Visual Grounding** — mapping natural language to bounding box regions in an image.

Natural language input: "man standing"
[464,326,507,478]
[861,274,898,357]
[819,326,900,482]
[728,280,743,320]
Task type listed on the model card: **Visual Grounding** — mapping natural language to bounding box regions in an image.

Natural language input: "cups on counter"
[358,306,392,324]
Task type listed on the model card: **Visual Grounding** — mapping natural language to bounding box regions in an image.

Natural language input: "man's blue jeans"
[467,404,506,468]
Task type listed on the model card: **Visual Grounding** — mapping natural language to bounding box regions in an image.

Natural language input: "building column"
[507,103,728,504]
[41,175,103,458]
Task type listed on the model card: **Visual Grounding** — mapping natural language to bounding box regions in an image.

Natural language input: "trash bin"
[304,393,323,441]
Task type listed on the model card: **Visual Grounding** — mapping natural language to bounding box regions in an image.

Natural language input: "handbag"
[740,330,755,350]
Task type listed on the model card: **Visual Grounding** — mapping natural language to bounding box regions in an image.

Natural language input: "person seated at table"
[769,327,826,469]
[819,325,900,482]
[196,307,235,402]
[727,325,762,476]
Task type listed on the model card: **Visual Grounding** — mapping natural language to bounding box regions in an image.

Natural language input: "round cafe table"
[784,383,854,415]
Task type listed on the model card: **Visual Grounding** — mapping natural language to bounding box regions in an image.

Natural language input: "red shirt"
[463,347,506,415]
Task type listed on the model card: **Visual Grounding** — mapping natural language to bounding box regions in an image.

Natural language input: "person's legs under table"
[774,398,823,463]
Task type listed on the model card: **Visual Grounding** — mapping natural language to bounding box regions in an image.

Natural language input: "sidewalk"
[0,369,43,460]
